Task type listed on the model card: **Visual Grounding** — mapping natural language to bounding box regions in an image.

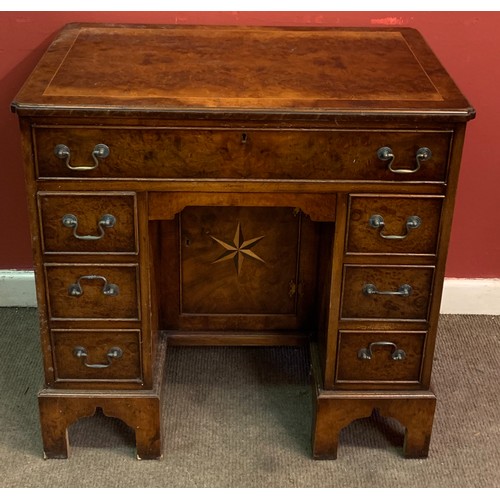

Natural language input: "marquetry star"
[210,222,265,276]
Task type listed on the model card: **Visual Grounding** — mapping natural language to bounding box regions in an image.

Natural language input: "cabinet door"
[161,206,321,333]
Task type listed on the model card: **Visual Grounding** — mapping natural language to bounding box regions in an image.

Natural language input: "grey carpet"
[0,308,499,487]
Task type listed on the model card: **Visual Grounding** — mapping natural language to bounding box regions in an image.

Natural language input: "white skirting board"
[0,270,38,307]
[0,270,499,314]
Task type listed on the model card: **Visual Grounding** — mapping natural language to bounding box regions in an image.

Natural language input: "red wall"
[1,11,499,278]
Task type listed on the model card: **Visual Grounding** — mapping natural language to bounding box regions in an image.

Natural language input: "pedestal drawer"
[51,329,142,382]
[45,264,140,320]
[341,265,434,321]
[336,330,425,383]
[34,126,451,182]
[38,192,138,254]
[346,195,443,255]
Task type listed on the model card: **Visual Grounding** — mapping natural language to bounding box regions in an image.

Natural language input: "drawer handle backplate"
[377,146,432,174]
[54,143,110,171]
[73,346,123,369]
[62,213,116,240]
[68,275,120,297]
[357,341,406,361]
[369,214,421,240]
[363,283,412,297]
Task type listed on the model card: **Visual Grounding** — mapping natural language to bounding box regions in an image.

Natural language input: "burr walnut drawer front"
[45,264,140,320]
[51,329,142,382]
[34,126,451,182]
[341,265,434,321]
[38,192,138,254]
[335,330,426,384]
[346,195,443,255]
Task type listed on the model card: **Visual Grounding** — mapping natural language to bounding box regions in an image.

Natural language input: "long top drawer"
[33,127,451,182]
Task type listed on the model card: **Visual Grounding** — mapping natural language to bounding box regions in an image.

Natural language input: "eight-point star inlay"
[210,222,265,276]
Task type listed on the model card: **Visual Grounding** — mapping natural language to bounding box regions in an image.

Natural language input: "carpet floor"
[0,308,499,487]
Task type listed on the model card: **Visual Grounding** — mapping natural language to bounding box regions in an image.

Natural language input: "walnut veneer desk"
[12,24,475,460]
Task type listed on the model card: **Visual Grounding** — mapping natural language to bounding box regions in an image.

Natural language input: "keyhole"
[241,133,248,144]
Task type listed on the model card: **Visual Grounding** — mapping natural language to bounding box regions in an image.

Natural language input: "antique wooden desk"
[12,24,475,459]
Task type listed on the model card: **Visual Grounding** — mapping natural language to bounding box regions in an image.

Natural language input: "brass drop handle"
[369,214,421,240]
[73,346,123,369]
[377,146,432,174]
[68,275,120,297]
[358,341,406,361]
[54,143,110,171]
[62,213,116,240]
[363,283,412,297]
